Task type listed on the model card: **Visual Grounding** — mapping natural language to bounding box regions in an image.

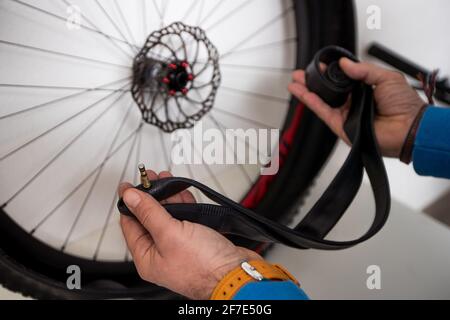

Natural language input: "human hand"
[288,58,426,158]
[118,171,262,300]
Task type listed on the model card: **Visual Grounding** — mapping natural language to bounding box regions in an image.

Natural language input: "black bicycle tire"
[0,0,356,299]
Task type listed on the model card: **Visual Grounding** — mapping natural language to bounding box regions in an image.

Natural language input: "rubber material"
[305,46,357,107]
[118,47,391,250]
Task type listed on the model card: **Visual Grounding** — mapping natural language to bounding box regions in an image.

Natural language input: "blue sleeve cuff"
[232,280,309,300]
[413,106,450,179]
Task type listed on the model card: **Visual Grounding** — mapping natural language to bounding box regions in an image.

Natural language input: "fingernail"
[124,190,141,208]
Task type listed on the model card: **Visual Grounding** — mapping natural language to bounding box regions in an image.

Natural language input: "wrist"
[400,104,429,164]
[210,260,300,300]
[197,249,263,300]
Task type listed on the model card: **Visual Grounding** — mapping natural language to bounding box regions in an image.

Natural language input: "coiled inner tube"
[305,46,358,107]
[118,46,391,251]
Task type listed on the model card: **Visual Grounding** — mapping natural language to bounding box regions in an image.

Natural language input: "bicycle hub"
[130,22,221,133]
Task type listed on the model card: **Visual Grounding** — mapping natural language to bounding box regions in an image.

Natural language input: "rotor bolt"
[181,61,190,69]
[162,77,170,84]
[181,88,188,95]
[187,74,194,81]
[168,63,177,70]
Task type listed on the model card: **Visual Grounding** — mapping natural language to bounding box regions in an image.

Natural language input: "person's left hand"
[118,171,262,300]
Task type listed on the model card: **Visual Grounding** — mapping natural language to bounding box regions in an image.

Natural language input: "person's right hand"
[288,58,426,158]
[118,171,262,300]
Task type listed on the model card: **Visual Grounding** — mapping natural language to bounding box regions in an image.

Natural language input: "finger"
[158,171,184,204]
[118,182,133,198]
[158,171,173,179]
[288,82,347,140]
[159,171,196,203]
[181,190,196,204]
[288,82,332,119]
[339,58,397,86]
[122,188,178,242]
[118,169,158,198]
[146,170,158,181]
[292,70,305,84]
[288,81,308,99]
[120,214,155,262]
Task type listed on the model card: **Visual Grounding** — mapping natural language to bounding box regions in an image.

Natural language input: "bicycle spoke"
[134,128,144,185]
[152,0,163,26]
[191,35,201,67]
[159,130,171,171]
[221,37,297,59]
[161,0,170,24]
[187,89,253,185]
[175,97,188,119]
[142,0,148,37]
[193,59,212,78]
[184,158,203,203]
[220,62,293,73]
[61,0,138,55]
[0,0,298,262]
[12,0,136,59]
[114,0,138,47]
[207,113,253,185]
[0,83,129,161]
[196,0,205,25]
[190,88,254,185]
[94,0,137,51]
[93,125,142,260]
[198,0,226,27]
[181,97,227,196]
[0,39,130,69]
[0,83,130,92]
[0,77,130,121]
[212,108,275,129]
[1,93,130,209]
[61,114,142,252]
[172,0,255,54]
[180,1,199,23]
[191,140,227,196]
[188,91,262,156]
[220,6,294,59]
[29,126,142,234]
[204,0,257,33]
[219,86,289,104]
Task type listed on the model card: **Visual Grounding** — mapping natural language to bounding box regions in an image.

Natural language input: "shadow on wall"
[424,191,450,227]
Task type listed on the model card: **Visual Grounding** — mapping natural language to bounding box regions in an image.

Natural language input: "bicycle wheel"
[0,0,355,299]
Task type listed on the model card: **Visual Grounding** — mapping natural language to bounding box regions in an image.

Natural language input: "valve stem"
[138,164,151,189]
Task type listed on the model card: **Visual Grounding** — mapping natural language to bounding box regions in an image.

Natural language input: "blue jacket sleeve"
[232,281,309,300]
[413,106,450,179]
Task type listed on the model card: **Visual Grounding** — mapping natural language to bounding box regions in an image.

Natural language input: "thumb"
[123,188,177,242]
[339,58,392,86]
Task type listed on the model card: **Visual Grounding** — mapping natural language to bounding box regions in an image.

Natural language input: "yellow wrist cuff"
[210,260,300,300]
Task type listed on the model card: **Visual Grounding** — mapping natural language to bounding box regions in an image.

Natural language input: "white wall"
[355,0,450,211]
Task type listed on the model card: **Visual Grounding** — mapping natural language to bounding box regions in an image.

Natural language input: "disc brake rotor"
[131,22,221,133]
